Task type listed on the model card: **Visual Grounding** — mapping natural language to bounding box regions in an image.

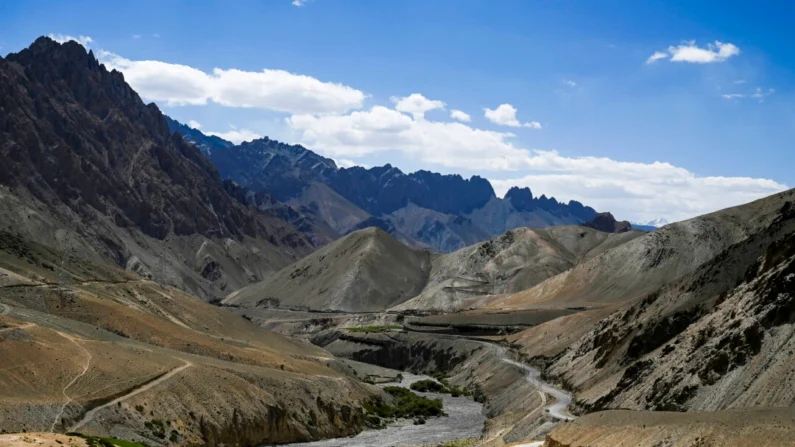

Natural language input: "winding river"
[264,372,486,447]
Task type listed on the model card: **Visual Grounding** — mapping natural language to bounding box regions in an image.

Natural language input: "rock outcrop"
[582,212,632,233]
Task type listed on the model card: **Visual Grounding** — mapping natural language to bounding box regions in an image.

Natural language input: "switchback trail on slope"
[68,360,192,432]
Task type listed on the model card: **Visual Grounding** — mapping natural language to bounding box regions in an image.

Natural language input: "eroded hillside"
[0,231,381,445]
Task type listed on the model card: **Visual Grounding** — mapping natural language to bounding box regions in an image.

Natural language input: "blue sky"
[1,0,792,222]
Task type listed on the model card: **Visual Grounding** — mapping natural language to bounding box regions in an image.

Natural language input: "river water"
[265,372,486,447]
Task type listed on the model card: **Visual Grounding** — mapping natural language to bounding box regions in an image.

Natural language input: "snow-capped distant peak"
[631,218,669,228]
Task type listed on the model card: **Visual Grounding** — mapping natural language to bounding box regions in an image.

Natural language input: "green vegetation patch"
[410,379,473,398]
[363,386,444,427]
[346,325,402,333]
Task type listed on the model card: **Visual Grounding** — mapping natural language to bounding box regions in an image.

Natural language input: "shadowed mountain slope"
[0,37,313,300]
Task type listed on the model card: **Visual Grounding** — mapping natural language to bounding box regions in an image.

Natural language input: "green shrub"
[410,379,447,393]
[364,387,445,422]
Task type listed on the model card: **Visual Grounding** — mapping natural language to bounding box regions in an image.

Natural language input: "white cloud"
[98,51,366,114]
[187,120,202,129]
[483,104,542,128]
[391,93,445,119]
[132,34,142,39]
[334,158,366,169]
[450,109,471,122]
[646,51,669,64]
[751,87,775,102]
[721,93,745,100]
[48,33,93,47]
[563,79,577,87]
[287,105,531,170]
[648,40,740,65]
[488,154,787,222]
[721,87,774,102]
[205,128,262,144]
[152,33,160,38]
[286,104,786,222]
[292,0,307,5]
[734,79,746,84]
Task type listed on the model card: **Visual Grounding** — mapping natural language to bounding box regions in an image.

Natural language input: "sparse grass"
[346,325,402,333]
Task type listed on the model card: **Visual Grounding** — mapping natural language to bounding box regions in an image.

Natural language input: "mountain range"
[5,36,792,447]
[166,117,609,253]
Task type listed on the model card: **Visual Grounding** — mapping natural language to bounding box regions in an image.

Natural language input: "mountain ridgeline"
[166,118,603,252]
[0,37,315,300]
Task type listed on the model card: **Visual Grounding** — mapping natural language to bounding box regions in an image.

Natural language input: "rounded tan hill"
[543,408,795,447]
[224,227,432,312]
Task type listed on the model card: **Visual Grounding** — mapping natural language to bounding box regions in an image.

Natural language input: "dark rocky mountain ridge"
[167,118,604,252]
[0,37,313,299]
[583,212,633,233]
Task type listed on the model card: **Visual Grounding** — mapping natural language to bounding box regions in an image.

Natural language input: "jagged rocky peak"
[505,186,534,211]
[583,212,633,233]
[0,36,314,298]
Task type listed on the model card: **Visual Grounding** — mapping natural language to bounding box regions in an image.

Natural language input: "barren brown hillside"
[0,231,381,446]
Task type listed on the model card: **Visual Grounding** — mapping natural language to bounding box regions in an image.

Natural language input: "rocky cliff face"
[0,37,313,299]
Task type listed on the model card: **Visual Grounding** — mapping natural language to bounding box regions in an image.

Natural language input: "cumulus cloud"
[489,155,787,222]
[450,109,471,122]
[286,103,786,222]
[483,104,542,128]
[648,41,740,64]
[292,0,308,5]
[48,33,93,47]
[97,51,366,114]
[205,128,262,144]
[287,105,530,170]
[391,93,445,119]
[563,79,577,87]
[187,120,202,129]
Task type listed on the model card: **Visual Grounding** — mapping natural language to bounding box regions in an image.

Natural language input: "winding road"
[501,358,574,421]
[457,336,575,422]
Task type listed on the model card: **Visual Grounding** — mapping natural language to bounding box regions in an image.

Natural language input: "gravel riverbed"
[264,372,486,447]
